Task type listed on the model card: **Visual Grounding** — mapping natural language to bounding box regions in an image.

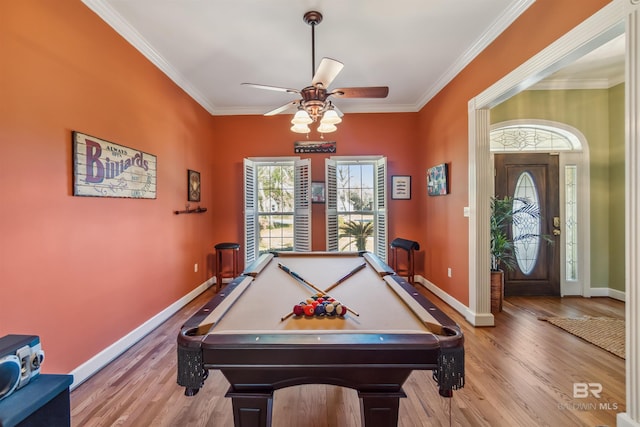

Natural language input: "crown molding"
[81,0,218,114]
[530,73,625,90]
[415,0,536,110]
[83,0,535,116]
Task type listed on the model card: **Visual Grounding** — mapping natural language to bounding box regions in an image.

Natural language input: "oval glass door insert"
[512,172,541,275]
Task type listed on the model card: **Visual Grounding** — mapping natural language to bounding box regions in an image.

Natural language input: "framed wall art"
[391,175,411,200]
[427,163,449,196]
[72,131,157,199]
[311,181,325,203]
[188,169,201,202]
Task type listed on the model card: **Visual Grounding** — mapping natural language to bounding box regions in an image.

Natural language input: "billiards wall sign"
[72,131,157,199]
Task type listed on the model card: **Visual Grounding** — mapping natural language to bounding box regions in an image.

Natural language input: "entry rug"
[539,316,625,359]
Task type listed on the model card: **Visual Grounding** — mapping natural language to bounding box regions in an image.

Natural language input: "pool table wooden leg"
[358,389,407,427]
[226,387,273,427]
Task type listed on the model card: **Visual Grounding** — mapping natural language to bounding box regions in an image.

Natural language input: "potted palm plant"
[491,197,517,272]
[339,220,374,251]
[490,196,550,312]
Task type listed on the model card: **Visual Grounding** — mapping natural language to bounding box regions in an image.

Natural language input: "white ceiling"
[81,1,625,117]
[82,0,536,116]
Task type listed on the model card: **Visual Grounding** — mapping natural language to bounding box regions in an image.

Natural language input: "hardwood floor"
[70,287,625,426]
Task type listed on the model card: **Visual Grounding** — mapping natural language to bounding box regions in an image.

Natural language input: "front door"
[495,153,560,296]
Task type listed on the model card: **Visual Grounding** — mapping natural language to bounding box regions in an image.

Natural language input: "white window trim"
[325,156,387,261]
[243,157,311,264]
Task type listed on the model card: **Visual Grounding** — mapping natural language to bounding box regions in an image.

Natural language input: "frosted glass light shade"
[320,109,342,125]
[291,110,312,125]
[291,123,311,133]
[317,122,337,133]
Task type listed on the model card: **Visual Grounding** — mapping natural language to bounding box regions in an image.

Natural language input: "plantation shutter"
[325,158,338,251]
[243,158,258,264]
[294,158,311,251]
[374,157,388,261]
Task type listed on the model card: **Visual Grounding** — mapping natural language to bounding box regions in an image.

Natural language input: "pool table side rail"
[242,253,273,277]
[386,275,460,334]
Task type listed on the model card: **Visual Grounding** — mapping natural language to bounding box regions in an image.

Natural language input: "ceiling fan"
[242,10,389,134]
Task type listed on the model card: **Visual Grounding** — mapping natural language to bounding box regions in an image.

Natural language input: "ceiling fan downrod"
[303,11,323,81]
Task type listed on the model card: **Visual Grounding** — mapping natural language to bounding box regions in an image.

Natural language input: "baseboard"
[69,277,215,390]
[464,310,496,327]
[589,286,626,301]
[617,413,640,427]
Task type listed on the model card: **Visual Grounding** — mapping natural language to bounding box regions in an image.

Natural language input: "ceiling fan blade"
[332,103,344,117]
[312,58,344,88]
[242,83,300,94]
[264,101,299,116]
[330,86,389,98]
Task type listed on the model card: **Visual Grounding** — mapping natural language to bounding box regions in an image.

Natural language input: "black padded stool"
[389,238,420,284]
[215,242,240,291]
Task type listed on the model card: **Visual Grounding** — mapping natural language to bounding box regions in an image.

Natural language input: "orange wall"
[210,113,421,258]
[0,0,612,377]
[1,1,217,373]
[417,0,611,304]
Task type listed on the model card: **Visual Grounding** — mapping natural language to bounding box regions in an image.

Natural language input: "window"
[326,157,387,260]
[490,123,582,152]
[565,165,578,281]
[244,158,310,264]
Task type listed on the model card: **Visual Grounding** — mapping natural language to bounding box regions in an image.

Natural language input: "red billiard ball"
[304,304,315,316]
[293,305,305,316]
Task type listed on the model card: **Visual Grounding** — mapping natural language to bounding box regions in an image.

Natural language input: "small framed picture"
[311,182,325,203]
[391,175,411,200]
[188,169,201,202]
[427,163,449,196]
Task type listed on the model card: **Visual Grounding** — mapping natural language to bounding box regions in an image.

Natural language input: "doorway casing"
[466,0,624,326]
[467,1,639,425]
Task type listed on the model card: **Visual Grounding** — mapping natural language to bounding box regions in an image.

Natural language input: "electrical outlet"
[447,268,452,278]
[194,263,198,273]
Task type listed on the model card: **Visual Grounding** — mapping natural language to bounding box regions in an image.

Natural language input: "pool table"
[177,252,464,427]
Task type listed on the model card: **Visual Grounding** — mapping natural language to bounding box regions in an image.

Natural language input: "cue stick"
[280,263,366,321]
[322,262,366,294]
[278,263,360,317]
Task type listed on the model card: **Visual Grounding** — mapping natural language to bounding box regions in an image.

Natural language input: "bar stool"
[214,242,240,291]
[389,238,420,284]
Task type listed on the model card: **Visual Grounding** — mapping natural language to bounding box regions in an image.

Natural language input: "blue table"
[0,374,73,427]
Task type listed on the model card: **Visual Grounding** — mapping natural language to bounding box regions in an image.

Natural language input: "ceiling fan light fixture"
[291,123,311,134]
[244,10,388,136]
[317,122,337,134]
[291,109,312,125]
[320,109,342,125]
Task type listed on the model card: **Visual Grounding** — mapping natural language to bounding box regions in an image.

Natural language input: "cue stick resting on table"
[322,262,367,294]
[278,262,363,319]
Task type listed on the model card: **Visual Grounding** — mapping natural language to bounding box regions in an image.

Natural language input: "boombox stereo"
[0,334,45,401]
